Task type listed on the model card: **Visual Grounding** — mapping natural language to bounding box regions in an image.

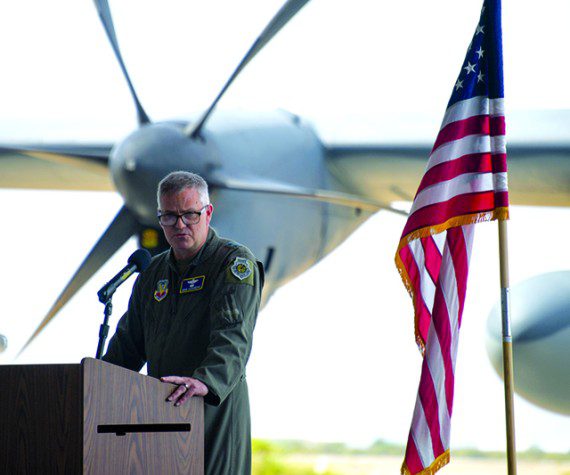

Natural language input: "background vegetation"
[252,439,570,475]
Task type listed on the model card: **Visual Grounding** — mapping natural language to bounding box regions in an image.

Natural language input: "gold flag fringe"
[401,450,450,475]
[395,207,509,355]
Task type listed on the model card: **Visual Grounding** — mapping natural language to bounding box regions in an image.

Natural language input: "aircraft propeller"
[185,0,311,138]
[20,206,139,352]
[93,0,150,125]
[19,0,318,354]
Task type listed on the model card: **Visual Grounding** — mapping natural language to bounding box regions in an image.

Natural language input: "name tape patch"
[180,275,205,293]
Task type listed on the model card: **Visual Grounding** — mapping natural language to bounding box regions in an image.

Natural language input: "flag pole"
[498,218,517,474]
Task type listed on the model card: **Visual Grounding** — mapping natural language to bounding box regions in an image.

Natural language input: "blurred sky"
[0,0,569,455]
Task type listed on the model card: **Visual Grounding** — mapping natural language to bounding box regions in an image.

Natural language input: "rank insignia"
[227,257,254,286]
[180,275,205,293]
[154,280,169,302]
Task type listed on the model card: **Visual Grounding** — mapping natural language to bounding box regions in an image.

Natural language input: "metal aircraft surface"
[0,0,569,417]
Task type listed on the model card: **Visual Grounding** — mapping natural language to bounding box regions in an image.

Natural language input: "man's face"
[158,187,213,261]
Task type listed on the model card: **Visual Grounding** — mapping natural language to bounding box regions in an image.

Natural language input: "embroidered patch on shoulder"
[154,279,169,302]
[180,275,205,293]
[231,257,252,280]
[226,257,254,286]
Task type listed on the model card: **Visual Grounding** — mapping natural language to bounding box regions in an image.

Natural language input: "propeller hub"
[109,122,218,225]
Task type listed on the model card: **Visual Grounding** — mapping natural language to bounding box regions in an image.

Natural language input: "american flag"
[395,1,508,474]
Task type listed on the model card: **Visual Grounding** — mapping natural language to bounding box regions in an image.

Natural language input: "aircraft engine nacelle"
[485,271,570,415]
[109,121,218,225]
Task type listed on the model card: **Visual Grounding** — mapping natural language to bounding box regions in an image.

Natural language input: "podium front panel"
[82,358,204,474]
[0,364,82,474]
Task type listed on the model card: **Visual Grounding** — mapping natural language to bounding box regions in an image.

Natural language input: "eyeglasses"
[157,205,209,226]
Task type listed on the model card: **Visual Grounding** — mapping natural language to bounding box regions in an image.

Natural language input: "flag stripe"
[437,237,462,406]
[410,399,434,468]
[492,153,508,172]
[403,436,424,474]
[441,96,491,129]
[418,358,446,456]
[400,190,508,239]
[440,96,505,128]
[450,226,475,377]
[448,227,471,326]
[431,274,456,414]
[425,321,452,446]
[427,134,506,172]
[420,237,442,291]
[432,115,505,153]
[433,233,447,255]
[399,245,433,343]
[418,152,507,195]
[409,172,508,215]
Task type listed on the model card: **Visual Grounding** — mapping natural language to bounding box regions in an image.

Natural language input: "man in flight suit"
[103,170,264,474]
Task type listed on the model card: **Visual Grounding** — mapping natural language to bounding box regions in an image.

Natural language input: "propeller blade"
[93,0,150,125]
[209,170,407,215]
[185,0,311,138]
[18,205,139,356]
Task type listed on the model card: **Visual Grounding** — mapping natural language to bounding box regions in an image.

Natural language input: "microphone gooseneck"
[97,249,151,304]
[95,248,151,359]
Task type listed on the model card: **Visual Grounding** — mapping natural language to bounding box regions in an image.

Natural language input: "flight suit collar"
[166,227,219,274]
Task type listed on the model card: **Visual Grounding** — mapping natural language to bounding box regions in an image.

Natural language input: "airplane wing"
[325,144,429,204]
[209,169,404,214]
[5,139,570,206]
[0,143,113,190]
[325,142,570,207]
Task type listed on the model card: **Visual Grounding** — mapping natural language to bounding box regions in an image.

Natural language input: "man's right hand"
[161,375,208,407]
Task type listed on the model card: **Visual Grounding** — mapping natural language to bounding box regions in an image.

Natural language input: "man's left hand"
[161,376,209,406]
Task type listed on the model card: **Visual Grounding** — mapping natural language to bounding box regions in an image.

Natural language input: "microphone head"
[128,249,152,272]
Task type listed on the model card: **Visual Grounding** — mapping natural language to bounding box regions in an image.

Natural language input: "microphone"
[97,249,151,303]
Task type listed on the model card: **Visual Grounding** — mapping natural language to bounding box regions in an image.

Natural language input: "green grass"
[253,438,570,461]
[252,439,341,475]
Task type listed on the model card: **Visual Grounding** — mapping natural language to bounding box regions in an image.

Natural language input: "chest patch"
[180,275,205,293]
[154,279,169,302]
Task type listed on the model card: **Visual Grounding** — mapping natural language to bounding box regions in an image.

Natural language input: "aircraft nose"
[485,271,570,415]
[109,122,218,225]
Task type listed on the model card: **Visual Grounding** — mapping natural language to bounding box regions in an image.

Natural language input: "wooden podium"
[0,358,204,474]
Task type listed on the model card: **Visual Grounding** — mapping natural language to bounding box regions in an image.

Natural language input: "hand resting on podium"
[161,375,209,407]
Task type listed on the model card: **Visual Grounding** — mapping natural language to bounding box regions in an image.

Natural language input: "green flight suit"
[103,228,264,475]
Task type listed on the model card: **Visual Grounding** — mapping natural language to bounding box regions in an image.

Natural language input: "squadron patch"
[227,257,254,286]
[180,275,205,293]
[154,280,169,302]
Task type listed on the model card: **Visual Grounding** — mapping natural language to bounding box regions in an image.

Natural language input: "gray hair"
[157,171,210,207]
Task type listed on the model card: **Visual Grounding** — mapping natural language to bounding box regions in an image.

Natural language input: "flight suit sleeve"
[192,253,264,406]
[102,275,147,372]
